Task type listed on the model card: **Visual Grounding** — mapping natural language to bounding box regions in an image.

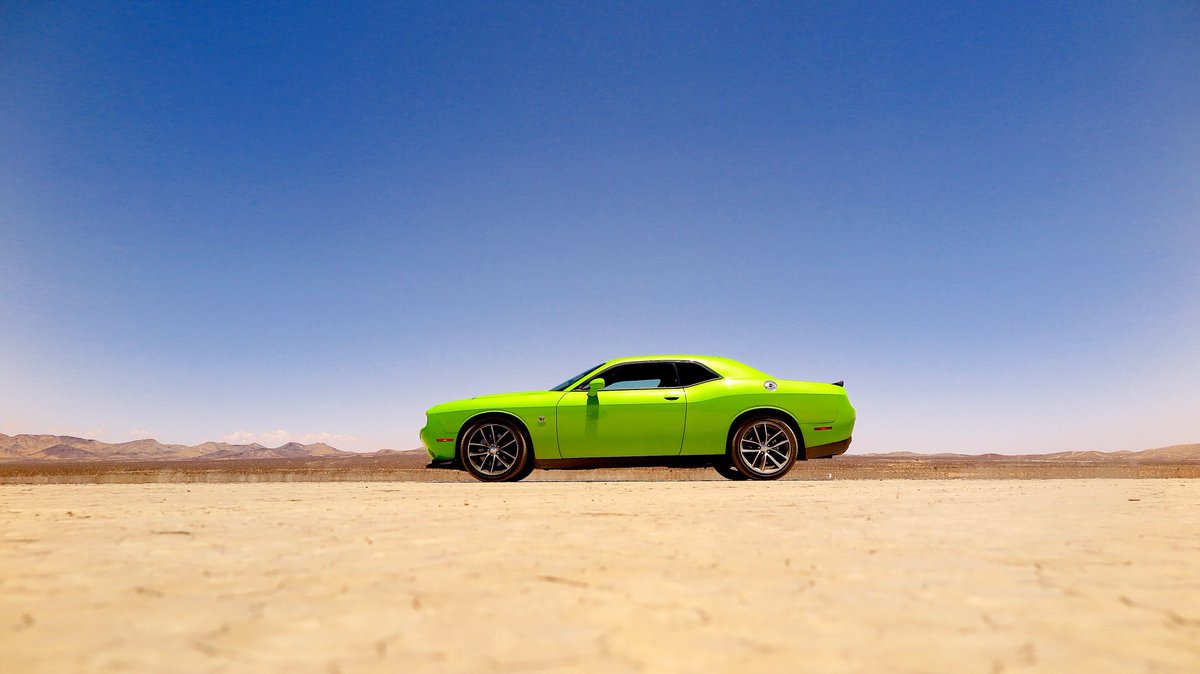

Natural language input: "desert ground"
[2,480,1197,673]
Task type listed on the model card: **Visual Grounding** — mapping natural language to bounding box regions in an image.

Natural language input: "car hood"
[427,390,564,415]
[469,390,555,402]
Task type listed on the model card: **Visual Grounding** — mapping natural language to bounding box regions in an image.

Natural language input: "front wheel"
[729,417,798,480]
[460,418,532,482]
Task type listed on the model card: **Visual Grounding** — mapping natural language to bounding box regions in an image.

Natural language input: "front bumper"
[419,416,458,462]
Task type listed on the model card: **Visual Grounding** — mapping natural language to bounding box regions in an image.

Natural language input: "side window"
[583,362,680,390]
[676,361,721,387]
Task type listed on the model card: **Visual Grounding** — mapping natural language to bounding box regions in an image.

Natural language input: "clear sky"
[2,2,1197,453]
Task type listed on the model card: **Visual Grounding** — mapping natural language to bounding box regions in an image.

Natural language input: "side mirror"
[587,378,605,397]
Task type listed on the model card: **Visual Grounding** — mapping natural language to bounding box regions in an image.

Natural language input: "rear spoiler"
[832,380,844,387]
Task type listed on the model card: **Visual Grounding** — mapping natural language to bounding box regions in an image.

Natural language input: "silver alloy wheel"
[465,422,520,477]
[737,420,792,476]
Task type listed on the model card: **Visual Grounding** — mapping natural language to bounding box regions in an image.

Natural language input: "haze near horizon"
[2,2,1197,454]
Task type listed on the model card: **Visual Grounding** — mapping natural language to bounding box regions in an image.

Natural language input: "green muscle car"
[420,355,855,482]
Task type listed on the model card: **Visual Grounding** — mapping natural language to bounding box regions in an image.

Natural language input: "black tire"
[713,461,748,481]
[511,449,537,482]
[459,417,533,482]
[728,416,798,480]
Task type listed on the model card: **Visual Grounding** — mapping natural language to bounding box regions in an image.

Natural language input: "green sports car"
[420,355,855,482]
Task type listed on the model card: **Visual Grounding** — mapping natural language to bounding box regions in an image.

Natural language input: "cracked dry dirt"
[1,480,1197,673]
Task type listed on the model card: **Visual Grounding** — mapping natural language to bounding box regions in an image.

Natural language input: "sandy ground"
[1,480,1197,673]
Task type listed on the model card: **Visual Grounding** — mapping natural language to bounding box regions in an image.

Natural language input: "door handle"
[664,395,680,401]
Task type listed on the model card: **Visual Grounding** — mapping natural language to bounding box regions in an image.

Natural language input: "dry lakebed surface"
[2,480,1197,673]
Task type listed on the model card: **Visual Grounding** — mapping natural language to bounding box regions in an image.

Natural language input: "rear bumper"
[806,437,851,460]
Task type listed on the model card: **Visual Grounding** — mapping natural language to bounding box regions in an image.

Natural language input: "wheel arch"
[455,411,535,466]
[726,407,808,460]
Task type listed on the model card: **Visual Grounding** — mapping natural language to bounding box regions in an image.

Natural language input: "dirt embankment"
[2,453,1199,484]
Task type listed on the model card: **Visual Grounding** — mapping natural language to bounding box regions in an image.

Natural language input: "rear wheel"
[729,417,798,480]
[460,418,532,482]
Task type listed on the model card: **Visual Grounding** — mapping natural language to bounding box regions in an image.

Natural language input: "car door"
[555,361,686,458]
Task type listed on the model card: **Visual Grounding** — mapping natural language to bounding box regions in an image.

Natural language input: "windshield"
[550,363,603,391]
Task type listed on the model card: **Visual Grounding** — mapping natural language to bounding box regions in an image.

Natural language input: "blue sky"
[2,2,1197,453]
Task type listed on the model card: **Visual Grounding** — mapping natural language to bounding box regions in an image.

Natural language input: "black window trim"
[572,359,723,392]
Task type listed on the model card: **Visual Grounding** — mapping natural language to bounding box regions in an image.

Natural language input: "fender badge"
[763,380,777,391]
[538,416,546,423]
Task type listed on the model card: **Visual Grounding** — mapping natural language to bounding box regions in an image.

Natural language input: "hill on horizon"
[1,432,1197,463]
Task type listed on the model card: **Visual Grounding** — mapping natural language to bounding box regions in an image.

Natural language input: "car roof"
[601,355,770,379]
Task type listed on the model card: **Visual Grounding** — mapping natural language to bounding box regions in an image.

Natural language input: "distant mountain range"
[0,433,413,462]
[1,432,1196,463]
[854,444,1200,462]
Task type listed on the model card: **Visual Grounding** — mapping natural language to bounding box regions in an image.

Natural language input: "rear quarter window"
[676,362,721,387]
